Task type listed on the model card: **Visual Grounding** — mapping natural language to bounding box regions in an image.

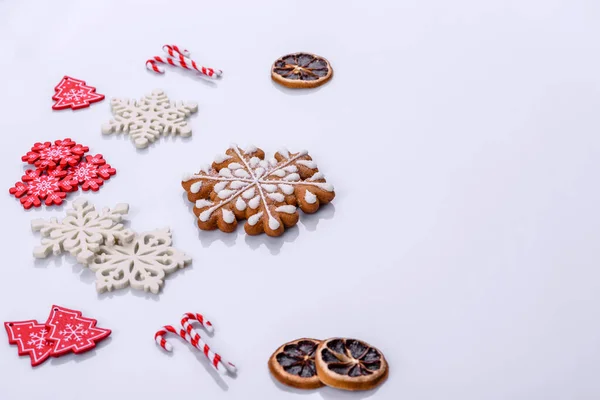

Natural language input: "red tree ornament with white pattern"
[52,76,105,110]
[45,305,111,355]
[4,320,55,366]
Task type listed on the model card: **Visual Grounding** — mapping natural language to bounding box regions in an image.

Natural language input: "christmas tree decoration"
[52,76,105,110]
[45,305,111,356]
[4,320,55,367]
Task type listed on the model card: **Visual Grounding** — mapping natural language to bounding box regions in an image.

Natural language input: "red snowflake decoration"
[21,138,89,169]
[45,305,111,355]
[52,76,105,110]
[4,320,55,367]
[66,154,116,191]
[11,141,116,209]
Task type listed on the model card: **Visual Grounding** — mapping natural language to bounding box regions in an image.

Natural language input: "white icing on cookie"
[278,184,294,195]
[261,184,277,192]
[267,193,285,202]
[249,157,260,168]
[230,180,247,189]
[199,210,212,222]
[284,165,298,173]
[214,153,232,163]
[278,148,290,159]
[234,169,251,178]
[272,169,286,177]
[218,189,236,199]
[308,172,324,181]
[268,216,280,230]
[305,190,317,204]
[222,209,235,223]
[242,187,255,199]
[284,173,300,182]
[297,160,317,169]
[276,205,296,214]
[235,197,247,211]
[190,181,202,193]
[214,181,227,192]
[248,212,263,226]
[249,196,260,209]
[195,199,213,208]
[245,145,258,154]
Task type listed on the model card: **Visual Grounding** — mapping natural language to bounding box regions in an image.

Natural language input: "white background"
[1,0,599,399]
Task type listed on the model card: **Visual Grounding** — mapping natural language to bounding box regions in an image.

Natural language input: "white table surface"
[1,1,599,399]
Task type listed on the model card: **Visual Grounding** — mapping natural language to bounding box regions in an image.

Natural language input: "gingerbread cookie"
[271,53,333,89]
[182,145,335,237]
[268,338,324,389]
[315,338,388,391]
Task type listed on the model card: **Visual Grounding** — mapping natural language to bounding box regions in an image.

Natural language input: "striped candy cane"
[181,313,237,374]
[154,325,188,352]
[146,44,222,78]
[181,312,214,334]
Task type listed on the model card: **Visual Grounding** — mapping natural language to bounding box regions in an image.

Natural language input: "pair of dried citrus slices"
[269,337,388,391]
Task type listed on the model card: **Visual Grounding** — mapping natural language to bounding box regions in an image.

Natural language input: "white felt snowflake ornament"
[90,228,192,294]
[31,198,134,265]
[101,89,198,149]
[182,144,335,237]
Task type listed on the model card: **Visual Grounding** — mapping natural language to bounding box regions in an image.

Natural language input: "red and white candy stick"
[154,325,187,352]
[146,44,222,78]
[181,312,237,374]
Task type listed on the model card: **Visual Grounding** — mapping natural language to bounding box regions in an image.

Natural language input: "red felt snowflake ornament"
[21,138,89,169]
[52,76,105,110]
[4,320,55,367]
[66,154,116,191]
[45,305,111,355]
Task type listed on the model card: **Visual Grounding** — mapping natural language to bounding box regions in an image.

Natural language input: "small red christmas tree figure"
[52,76,105,110]
[45,305,111,355]
[4,320,55,366]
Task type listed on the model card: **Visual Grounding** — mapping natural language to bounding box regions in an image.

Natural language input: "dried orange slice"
[268,338,324,389]
[271,53,333,89]
[315,338,388,391]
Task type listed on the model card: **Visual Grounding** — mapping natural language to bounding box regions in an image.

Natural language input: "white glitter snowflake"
[31,198,134,265]
[27,329,49,349]
[59,324,87,342]
[182,144,335,236]
[101,89,198,149]
[90,228,192,295]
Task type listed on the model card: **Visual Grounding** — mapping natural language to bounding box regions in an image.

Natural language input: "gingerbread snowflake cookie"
[271,53,333,89]
[182,145,335,237]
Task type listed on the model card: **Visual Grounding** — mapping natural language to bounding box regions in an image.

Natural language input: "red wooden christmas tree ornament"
[52,76,105,110]
[45,305,111,356]
[4,320,55,367]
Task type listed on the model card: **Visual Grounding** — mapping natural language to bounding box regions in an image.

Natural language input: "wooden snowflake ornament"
[182,145,335,237]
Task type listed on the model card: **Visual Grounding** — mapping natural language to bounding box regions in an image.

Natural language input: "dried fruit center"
[321,339,382,377]
[276,340,319,378]
[273,54,329,81]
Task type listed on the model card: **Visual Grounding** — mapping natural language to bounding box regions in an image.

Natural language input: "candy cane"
[154,325,188,352]
[154,323,235,375]
[146,45,222,78]
[181,313,237,374]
